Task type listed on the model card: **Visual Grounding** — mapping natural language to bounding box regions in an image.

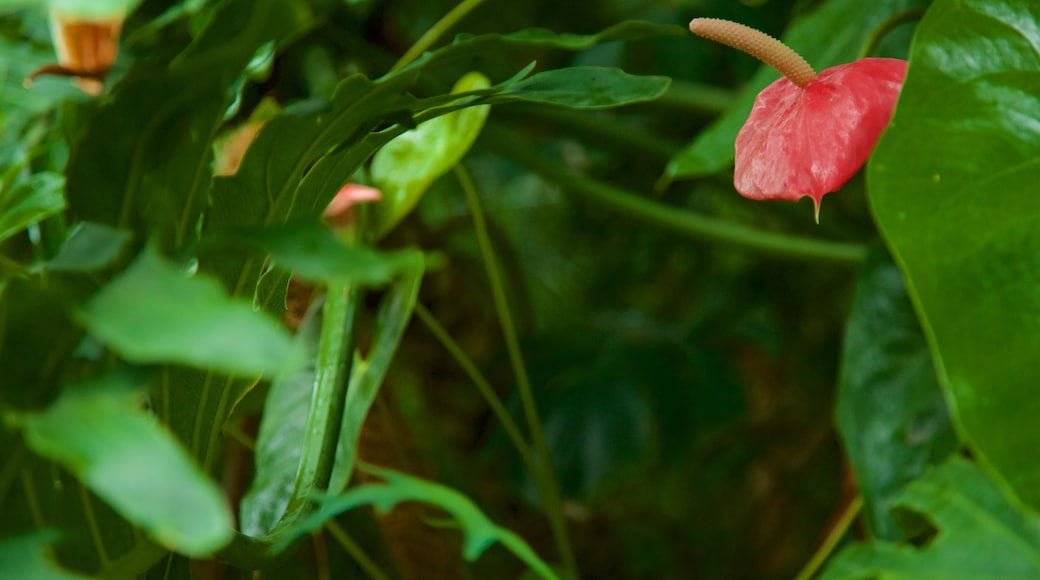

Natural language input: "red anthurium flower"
[689,18,907,220]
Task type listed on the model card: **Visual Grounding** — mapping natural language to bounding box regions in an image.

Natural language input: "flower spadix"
[689,18,906,220]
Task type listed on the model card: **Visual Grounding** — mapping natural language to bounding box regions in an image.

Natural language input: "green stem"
[496,107,678,161]
[652,79,736,114]
[413,303,539,475]
[455,165,578,579]
[289,282,358,514]
[794,495,863,580]
[484,127,867,264]
[325,521,391,580]
[389,0,488,72]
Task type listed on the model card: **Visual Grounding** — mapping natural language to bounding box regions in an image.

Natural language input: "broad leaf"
[285,464,561,580]
[835,250,958,540]
[867,0,1040,507]
[15,372,234,557]
[820,456,1040,579]
[666,0,931,181]
[79,246,298,377]
[0,532,91,580]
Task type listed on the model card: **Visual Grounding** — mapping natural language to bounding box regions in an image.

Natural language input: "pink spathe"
[734,58,907,214]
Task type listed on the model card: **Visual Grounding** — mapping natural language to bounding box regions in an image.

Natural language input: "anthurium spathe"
[689,18,907,220]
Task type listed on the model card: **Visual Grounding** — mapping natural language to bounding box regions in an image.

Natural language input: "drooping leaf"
[0,531,91,580]
[490,67,670,110]
[820,456,1040,579]
[403,20,685,75]
[0,172,65,243]
[209,222,423,286]
[40,222,131,272]
[867,0,1040,507]
[284,464,561,580]
[78,245,298,377]
[371,72,491,237]
[15,372,234,557]
[328,253,425,493]
[835,250,958,540]
[666,0,931,181]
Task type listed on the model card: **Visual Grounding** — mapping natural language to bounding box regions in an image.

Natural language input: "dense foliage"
[1,0,1038,578]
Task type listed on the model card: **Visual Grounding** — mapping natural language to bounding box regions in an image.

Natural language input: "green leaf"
[40,222,131,272]
[328,254,424,493]
[820,456,1040,579]
[0,532,91,580]
[371,72,491,237]
[285,464,561,580]
[491,66,670,110]
[867,0,1040,507]
[16,372,234,557]
[835,250,958,540]
[665,0,930,181]
[404,20,685,75]
[0,172,65,243]
[240,297,328,536]
[211,222,423,286]
[78,245,298,377]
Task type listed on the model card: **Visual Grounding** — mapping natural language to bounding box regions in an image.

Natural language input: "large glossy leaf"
[15,372,234,557]
[79,246,298,377]
[820,456,1040,579]
[283,464,561,580]
[835,250,958,540]
[867,0,1040,507]
[666,0,931,181]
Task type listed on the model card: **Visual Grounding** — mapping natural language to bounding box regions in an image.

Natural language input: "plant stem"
[389,0,487,72]
[325,521,391,580]
[496,106,678,161]
[290,283,358,515]
[794,495,863,580]
[455,165,578,578]
[651,79,734,114]
[413,302,539,475]
[484,127,867,264]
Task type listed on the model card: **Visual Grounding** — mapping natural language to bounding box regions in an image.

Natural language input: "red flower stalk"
[689,18,907,220]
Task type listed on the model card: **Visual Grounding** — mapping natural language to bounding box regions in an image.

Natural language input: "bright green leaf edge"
[283,464,561,580]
